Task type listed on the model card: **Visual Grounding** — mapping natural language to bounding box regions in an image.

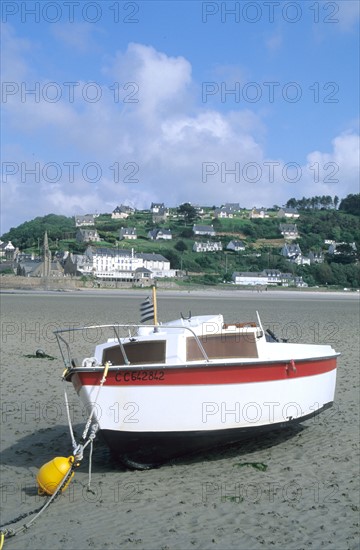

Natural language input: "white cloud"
[1,33,359,233]
[107,43,192,118]
[305,132,360,197]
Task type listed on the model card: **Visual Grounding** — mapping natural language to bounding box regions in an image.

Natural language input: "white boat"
[56,293,339,468]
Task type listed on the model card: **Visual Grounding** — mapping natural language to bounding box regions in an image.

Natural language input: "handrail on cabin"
[54,323,211,367]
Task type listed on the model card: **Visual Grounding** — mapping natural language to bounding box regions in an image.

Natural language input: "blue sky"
[1,0,359,234]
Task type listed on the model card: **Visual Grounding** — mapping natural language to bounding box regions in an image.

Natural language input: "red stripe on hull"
[71,357,337,388]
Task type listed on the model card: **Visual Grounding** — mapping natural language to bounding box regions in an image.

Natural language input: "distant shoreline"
[1,286,359,300]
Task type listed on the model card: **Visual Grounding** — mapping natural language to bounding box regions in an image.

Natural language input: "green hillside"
[1,195,359,288]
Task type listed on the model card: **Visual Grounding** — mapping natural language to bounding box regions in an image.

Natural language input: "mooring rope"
[0,361,109,548]
[0,461,76,546]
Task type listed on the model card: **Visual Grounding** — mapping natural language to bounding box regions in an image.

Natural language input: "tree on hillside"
[339,194,360,216]
[162,249,181,269]
[328,243,358,264]
[177,203,198,224]
[174,240,188,252]
[180,228,194,239]
[286,198,297,209]
[1,214,75,250]
[286,195,340,211]
[313,263,335,285]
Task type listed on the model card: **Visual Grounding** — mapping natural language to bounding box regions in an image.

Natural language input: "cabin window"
[186,333,258,361]
[102,340,166,365]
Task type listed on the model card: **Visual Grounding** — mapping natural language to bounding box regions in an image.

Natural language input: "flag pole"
[152,283,158,326]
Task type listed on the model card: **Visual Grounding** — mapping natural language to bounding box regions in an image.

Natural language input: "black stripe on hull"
[101,402,333,469]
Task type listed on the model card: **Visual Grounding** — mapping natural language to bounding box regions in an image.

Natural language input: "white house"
[226,240,245,252]
[277,207,300,219]
[250,208,269,219]
[74,214,96,227]
[76,229,101,243]
[84,247,142,280]
[139,253,175,278]
[79,248,176,280]
[193,224,216,236]
[263,269,284,285]
[119,227,137,240]
[232,271,268,285]
[0,241,16,260]
[308,251,324,264]
[148,228,172,240]
[112,205,135,219]
[193,241,222,252]
[134,267,153,283]
[279,223,299,239]
[150,202,165,213]
[281,243,310,265]
[232,270,307,287]
[214,207,233,219]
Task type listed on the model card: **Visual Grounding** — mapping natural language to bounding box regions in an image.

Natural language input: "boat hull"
[101,402,333,467]
[70,356,337,466]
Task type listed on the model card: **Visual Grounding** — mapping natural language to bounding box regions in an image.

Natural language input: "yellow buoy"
[36,456,75,496]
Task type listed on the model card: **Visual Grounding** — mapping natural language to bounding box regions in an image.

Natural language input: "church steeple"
[43,231,51,277]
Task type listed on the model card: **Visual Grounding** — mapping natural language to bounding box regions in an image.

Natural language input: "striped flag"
[140,296,154,323]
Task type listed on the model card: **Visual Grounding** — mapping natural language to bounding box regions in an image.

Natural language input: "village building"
[279,223,299,240]
[15,232,64,277]
[0,241,17,261]
[232,270,307,287]
[277,207,300,219]
[74,214,96,227]
[147,228,172,240]
[250,208,269,219]
[119,227,137,240]
[281,243,310,265]
[76,247,175,281]
[308,251,324,264]
[152,206,168,224]
[232,271,268,286]
[192,224,216,236]
[193,241,222,252]
[226,240,245,252]
[214,207,234,219]
[112,205,135,219]
[76,229,101,243]
[150,202,165,213]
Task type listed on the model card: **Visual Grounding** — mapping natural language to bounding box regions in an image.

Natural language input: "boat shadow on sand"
[1,422,306,474]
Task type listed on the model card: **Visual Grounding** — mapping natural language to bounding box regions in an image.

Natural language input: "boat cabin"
[95,314,260,367]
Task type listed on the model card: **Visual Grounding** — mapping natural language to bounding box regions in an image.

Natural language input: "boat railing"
[54,323,210,368]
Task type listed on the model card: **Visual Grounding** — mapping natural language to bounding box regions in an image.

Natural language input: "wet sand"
[0,291,359,550]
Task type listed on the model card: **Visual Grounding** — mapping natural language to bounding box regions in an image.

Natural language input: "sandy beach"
[0,289,359,550]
